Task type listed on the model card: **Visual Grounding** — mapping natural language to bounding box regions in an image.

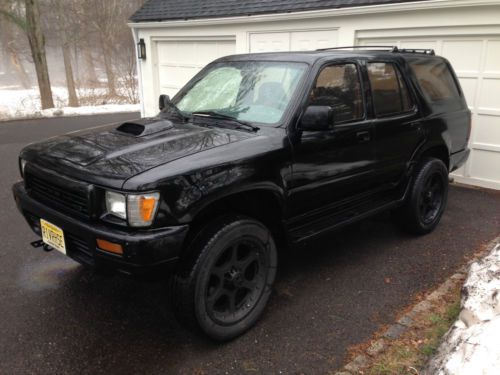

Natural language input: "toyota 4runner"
[13,46,471,340]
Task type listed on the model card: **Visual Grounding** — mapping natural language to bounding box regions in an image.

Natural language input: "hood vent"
[116,118,173,137]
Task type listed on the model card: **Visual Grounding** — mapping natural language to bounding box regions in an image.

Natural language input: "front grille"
[26,173,90,217]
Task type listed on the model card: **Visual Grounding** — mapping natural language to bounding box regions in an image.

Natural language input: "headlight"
[105,191,160,227]
[20,158,27,178]
[105,191,126,219]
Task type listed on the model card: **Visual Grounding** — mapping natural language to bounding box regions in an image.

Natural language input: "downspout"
[130,25,146,117]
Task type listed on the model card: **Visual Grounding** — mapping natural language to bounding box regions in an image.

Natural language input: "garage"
[358,33,500,189]
[129,0,500,190]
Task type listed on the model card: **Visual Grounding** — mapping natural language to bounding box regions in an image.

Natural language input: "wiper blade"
[191,111,259,132]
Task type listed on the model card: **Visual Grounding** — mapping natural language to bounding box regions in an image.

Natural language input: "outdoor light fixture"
[137,38,146,60]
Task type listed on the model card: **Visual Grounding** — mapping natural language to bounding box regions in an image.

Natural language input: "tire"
[170,215,278,341]
[395,158,449,235]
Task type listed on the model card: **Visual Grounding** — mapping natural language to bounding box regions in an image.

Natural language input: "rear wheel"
[395,158,449,234]
[170,215,277,341]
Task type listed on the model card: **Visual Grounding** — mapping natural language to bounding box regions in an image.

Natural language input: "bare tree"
[25,0,53,108]
[0,17,31,88]
[48,0,78,106]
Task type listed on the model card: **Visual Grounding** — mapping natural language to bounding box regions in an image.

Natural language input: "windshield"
[174,61,308,125]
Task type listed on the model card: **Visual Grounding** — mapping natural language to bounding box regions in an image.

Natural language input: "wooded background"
[0,0,145,109]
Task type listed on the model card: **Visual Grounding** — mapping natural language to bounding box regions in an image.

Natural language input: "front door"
[288,62,377,232]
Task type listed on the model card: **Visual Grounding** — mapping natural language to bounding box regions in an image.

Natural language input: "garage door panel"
[250,29,338,53]
[159,66,199,88]
[470,150,500,182]
[290,30,338,50]
[250,33,290,52]
[477,79,500,111]
[458,77,478,108]
[198,41,235,61]
[484,40,500,74]
[442,40,482,73]
[400,40,437,50]
[473,115,500,145]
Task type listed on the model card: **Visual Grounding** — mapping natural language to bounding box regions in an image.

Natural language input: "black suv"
[13,47,470,340]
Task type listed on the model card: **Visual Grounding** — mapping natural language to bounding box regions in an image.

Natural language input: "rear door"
[366,61,424,186]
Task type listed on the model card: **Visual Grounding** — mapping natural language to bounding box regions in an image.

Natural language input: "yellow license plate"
[40,219,66,254]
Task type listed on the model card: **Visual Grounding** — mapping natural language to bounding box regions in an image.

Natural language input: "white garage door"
[155,39,236,98]
[358,35,500,190]
[250,29,338,53]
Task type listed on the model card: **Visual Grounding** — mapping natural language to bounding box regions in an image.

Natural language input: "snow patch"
[425,242,500,375]
[0,86,139,121]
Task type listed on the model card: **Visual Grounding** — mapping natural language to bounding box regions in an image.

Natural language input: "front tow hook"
[31,240,53,252]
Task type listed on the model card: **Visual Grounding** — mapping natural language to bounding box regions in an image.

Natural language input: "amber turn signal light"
[96,239,123,255]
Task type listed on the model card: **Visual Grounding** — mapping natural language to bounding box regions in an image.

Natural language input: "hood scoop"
[115,117,173,137]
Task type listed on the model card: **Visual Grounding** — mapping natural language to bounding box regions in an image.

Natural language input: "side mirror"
[299,106,334,131]
[159,94,170,111]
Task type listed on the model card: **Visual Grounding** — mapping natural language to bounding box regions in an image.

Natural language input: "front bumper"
[13,182,189,275]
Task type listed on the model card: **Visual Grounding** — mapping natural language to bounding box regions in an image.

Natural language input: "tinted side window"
[367,62,413,117]
[309,63,364,123]
[409,59,460,102]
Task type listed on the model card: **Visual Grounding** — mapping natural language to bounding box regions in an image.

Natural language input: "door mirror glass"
[299,105,334,131]
[159,94,170,111]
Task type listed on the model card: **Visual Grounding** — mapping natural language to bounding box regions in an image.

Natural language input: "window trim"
[366,60,417,119]
[306,60,367,126]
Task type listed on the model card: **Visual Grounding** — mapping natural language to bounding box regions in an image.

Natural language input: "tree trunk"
[62,43,78,107]
[9,47,32,89]
[83,46,98,87]
[0,19,31,89]
[100,37,116,96]
[25,0,54,109]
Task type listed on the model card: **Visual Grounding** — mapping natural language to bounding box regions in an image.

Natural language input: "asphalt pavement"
[1,113,499,374]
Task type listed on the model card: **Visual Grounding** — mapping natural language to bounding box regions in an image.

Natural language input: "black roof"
[130,0,429,23]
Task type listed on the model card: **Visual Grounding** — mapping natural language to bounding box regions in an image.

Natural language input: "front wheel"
[170,215,278,341]
[395,158,449,235]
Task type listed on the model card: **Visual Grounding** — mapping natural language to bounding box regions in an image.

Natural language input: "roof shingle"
[130,0,428,23]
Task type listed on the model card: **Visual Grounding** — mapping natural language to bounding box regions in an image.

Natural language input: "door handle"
[356,130,371,142]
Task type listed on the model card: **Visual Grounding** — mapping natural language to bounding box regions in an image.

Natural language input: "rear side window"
[409,59,460,102]
[309,63,364,123]
[367,62,413,117]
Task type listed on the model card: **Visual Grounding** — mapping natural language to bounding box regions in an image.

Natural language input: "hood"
[21,117,255,188]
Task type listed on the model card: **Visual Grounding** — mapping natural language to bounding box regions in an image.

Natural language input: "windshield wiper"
[191,111,259,132]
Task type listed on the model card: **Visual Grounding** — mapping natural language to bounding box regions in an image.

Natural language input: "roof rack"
[316,45,435,55]
[396,48,435,55]
[316,45,398,52]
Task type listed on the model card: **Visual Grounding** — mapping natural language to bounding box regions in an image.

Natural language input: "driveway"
[1,114,499,374]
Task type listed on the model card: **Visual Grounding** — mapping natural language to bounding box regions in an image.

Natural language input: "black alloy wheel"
[394,157,449,235]
[418,172,445,225]
[205,239,268,325]
[170,215,277,341]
